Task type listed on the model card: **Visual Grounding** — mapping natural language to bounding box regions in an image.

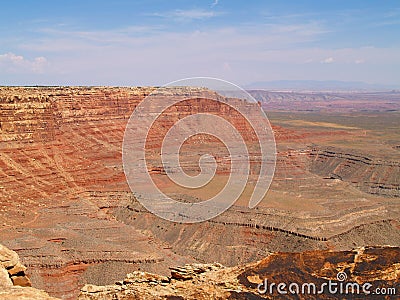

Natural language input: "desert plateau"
[0,86,398,299]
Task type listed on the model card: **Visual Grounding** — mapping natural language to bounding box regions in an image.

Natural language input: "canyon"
[0,87,399,299]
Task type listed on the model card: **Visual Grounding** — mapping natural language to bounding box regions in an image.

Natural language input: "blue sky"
[0,0,399,87]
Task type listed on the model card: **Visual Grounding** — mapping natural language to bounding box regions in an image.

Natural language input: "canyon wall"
[0,87,398,299]
[0,87,150,144]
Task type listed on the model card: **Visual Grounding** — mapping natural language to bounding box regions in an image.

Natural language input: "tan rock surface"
[0,243,31,288]
[0,267,12,288]
[0,286,59,300]
[0,244,19,269]
[0,243,58,299]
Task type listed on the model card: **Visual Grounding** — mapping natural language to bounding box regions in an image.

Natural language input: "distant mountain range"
[245,80,400,91]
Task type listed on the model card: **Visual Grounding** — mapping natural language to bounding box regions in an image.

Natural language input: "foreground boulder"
[0,243,59,300]
[79,246,399,299]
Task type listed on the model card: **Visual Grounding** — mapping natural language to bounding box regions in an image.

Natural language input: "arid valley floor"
[0,87,399,299]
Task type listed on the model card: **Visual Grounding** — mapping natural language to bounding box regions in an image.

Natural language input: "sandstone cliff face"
[0,243,58,299]
[78,246,399,299]
[0,87,150,144]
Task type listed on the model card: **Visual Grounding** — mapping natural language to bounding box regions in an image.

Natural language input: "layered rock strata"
[1,87,399,299]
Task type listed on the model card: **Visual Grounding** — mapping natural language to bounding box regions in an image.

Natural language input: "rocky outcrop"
[169,263,223,280]
[0,243,58,299]
[78,246,399,299]
[0,243,31,287]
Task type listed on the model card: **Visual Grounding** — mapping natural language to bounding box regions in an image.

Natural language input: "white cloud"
[321,57,334,64]
[355,59,365,64]
[9,25,400,86]
[153,9,221,21]
[0,52,48,73]
[211,0,219,8]
[0,52,24,63]
[23,19,327,55]
[37,25,162,45]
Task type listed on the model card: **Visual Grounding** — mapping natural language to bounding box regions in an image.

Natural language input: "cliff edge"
[79,246,399,299]
[0,243,59,299]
